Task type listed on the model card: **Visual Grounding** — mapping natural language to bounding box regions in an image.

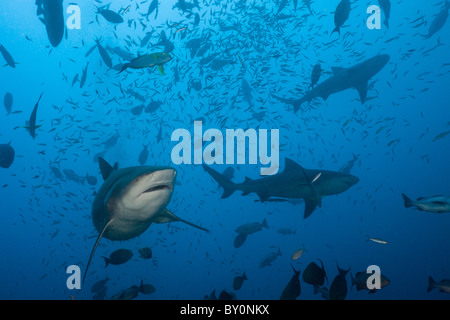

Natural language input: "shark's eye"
[143,185,171,193]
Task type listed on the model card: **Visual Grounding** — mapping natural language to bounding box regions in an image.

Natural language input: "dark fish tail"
[336,263,350,276]
[118,63,129,74]
[291,264,300,276]
[319,259,328,284]
[331,26,340,37]
[313,285,320,295]
[427,276,437,293]
[103,257,110,268]
[202,164,237,199]
[350,273,355,290]
[261,218,269,229]
[402,193,413,208]
[139,280,144,293]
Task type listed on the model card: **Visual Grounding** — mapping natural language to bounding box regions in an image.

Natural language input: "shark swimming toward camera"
[83,158,209,283]
[203,158,359,219]
[272,54,390,112]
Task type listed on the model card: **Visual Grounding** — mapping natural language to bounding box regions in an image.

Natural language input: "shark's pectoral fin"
[304,199,317,219]
[152,209,209,232]
[257,192,270,202]
[354,82,368,104]
[83,219,113,284]
[151,209,179,224]
[296,162,322,209]
[271,94,304,113]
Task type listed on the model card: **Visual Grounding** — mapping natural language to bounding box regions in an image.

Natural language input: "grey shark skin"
[272,54,390,112]
[84,158,208,283]
[203,158,359,219]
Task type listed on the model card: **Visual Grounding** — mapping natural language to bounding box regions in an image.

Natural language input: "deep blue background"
[0,0,449,300]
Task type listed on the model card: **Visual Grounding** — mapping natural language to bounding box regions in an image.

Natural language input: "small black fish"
[103,249,133,267]
[303,260,327,287]
[233,273,248,291]
[0,142,15,168]
[4,92,13,114]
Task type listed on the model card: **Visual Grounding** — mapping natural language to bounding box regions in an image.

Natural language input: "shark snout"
[144,168,176,192]
[344,175,359,187]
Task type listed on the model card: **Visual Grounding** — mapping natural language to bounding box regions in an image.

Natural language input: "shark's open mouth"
[143,185,171,193]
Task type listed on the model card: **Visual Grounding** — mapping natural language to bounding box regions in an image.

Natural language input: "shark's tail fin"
[313,285,320,295]
[427,276,437,293]
[271,94,305,113]
[202,164,237,199]
[402,193,414,208]
[103,257,110,268]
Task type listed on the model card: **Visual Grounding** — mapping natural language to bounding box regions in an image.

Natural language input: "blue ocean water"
[0,0,449,300]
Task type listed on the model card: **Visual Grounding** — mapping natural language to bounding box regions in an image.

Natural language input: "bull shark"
[272,54,390,112]
[202,158,359,219]
[83,158,209,283]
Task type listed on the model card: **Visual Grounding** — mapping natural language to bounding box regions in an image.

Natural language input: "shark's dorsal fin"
[354,81,368,104]
[332,67,346,75]
[283,158,303,173]
[152,209,209,232]
[83,219,113,284]
[98,157,118,180]
[244,177,252,182]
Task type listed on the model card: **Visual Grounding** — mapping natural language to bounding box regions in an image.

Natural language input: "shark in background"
[272,54,390,112]
[203,158,359,219]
